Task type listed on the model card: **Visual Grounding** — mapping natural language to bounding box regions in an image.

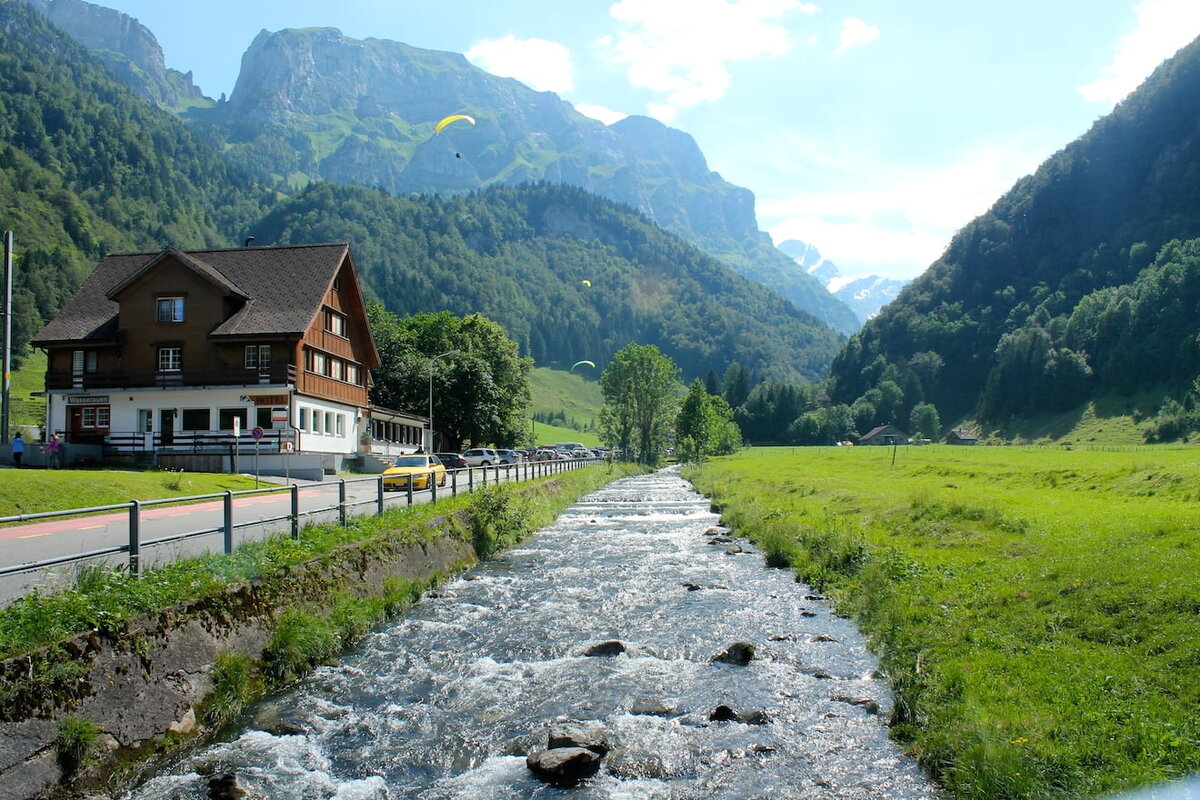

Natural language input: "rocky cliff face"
[195,27,858,333]
[20,0,207,107]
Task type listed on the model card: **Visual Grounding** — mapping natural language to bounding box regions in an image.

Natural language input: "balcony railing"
[101,429,299,454]
[46,364,298,390]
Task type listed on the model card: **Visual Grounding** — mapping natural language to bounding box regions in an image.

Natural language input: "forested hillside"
[252,181,842,383]
[827,34,1200,433]
[0,0,265,361]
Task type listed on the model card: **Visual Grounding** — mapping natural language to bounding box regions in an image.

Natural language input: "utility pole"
[2,231,12,444]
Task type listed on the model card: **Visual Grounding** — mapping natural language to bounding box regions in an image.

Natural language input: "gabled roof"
[105,246,248,302]
[860,424,908,441]
[33,243,355,345]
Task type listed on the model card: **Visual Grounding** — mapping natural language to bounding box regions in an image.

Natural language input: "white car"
[461,447,499,466]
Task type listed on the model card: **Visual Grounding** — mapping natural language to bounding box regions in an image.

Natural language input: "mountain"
[252,181,844,384]
[826,34,1200,432]
[777,239,907,323]
[19,0,208,108]
[25,6,858,335]
[0,0,266,361]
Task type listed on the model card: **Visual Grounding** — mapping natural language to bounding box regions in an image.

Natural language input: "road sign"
[251,426,264,440]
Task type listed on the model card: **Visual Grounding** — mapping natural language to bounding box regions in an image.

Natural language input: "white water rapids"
[121,468,938,799]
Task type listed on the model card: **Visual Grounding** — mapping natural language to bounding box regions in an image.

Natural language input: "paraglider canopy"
[581,279,592,288]
[571,360,596,372]
[434,114,476,135]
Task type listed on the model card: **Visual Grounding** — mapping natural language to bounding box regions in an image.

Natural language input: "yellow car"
[382,454,447,491]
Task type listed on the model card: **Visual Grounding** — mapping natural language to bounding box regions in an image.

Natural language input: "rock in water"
[710,642,756,665]
[208,772,247,799]
[708,705,738,722]
[582,640,626,657]
[526,747,602,786]
[548,722,610,755]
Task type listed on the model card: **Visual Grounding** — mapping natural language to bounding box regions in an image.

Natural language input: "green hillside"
[530,367,604,431]
[827,35,1200,440]
[253,181,843,384]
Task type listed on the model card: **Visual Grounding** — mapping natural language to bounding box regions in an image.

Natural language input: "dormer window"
[156,296,185,323]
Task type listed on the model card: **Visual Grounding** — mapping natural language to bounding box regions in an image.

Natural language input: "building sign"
[270,407,289,423]
[249,394,289,406]
[66,395,109,405]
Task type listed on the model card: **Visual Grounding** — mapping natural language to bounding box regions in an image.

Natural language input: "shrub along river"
[122,468,938,799]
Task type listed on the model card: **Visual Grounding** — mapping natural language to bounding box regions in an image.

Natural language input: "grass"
[54,715,100,776]
[0,469,265,518]
[686,444,1200,800]
[529,366,604,440]
[11,349,47,430]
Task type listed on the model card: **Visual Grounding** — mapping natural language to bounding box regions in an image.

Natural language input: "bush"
[55,716,100,776]
[262,609,339,684]
[200,651,261,729]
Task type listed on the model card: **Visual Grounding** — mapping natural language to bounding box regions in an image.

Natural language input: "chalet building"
[32,243,383,474]
[945,429,978,445]
[858,424,909,446]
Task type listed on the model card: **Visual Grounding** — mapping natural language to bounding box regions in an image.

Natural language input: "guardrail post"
[223,490,233,554]
[338,479,347,526]
[482,466,488,488]
[468,467,474,493]
[452,469,458,497]
[406,477,413,506]
[430,470,438,502]
[377,476,385,515]
[128,500,141,577]
[290,484,300,540]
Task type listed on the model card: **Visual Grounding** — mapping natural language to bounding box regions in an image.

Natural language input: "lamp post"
[428,349,460,452]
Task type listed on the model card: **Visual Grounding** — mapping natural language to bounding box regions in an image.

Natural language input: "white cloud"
[601,0,818,118]
[761,137,1049,280]
[465,35,575,93]
[1078,0,1200,106]
[835,17,879,55]
[646,102,679,124]
[575,103,629,125]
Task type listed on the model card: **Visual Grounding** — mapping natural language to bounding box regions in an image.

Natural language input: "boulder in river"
[710,642,756,665]
[629,698,676,717]
[208,772,249,799]
[548,721,610,756]
[708,704,739,722]
[582,640,627,657]
[526,747,602,786]
[833,695,881,715]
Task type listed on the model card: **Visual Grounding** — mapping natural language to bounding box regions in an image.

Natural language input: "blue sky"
[92,0,1200,281]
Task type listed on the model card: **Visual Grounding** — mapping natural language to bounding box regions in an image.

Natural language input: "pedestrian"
[45,434,62,469]
[10,431,23,467]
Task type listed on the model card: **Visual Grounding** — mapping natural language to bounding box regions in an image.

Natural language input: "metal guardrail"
[0,457,600,582]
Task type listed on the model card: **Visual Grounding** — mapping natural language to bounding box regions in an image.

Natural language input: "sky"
[87,0,1200,281]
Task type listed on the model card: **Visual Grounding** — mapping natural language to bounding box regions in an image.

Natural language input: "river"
[121,468,938,799]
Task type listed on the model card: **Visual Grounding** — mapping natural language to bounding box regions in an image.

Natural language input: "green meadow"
[686,444,1200,800]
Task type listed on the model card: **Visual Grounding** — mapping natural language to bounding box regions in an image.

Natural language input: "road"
[0,460,586,604]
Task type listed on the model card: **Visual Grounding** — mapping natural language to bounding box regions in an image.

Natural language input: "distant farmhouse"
[858,424,909,446]
[945,429,978,445]
[32,243,423,475]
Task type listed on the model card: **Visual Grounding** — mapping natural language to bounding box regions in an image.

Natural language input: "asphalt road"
[0,460,586,604]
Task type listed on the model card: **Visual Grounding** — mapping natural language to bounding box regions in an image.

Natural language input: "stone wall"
[0,529,475,800]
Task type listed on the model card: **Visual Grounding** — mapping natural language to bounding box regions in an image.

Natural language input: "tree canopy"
[600,344,681,465]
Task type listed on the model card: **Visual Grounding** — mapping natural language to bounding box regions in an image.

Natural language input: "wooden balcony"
[45,364,298,391]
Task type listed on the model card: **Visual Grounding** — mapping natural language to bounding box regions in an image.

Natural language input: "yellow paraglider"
[571,360,596,372]
[581,279,592,288]
[434,114,476,135]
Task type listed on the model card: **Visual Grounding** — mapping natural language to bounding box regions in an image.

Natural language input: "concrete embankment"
[0,468,623,800]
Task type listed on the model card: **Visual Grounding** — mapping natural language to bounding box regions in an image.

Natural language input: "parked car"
[533,448,559,461]
[382,454,446,491]
[495,448,522,464]
[435,452,468,469]
[462,447,499,466]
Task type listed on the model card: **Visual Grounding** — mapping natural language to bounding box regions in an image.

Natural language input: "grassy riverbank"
[0,469,264,518]
[685,445,1200,800]
[0,463,636,662]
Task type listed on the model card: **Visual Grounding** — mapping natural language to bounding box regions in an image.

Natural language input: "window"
[181,409,210,431]
[325,412,334,434]
[245,345,270,370]
[346,363,360,385]
[256,407,272,429]
[328,358,344,381]
[158,347,182,372]
[82,407,95,427]
[311,351,326,375]
[336,415,345,437]
[299,407,309,430]
[325,310,347,337]
[156,297,185,323]
[218,408,248,431]
[137,409,152,432]
[96,407,110,427]
[71,351,97,375]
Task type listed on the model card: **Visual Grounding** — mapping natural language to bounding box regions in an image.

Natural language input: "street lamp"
[428,349,460,452]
